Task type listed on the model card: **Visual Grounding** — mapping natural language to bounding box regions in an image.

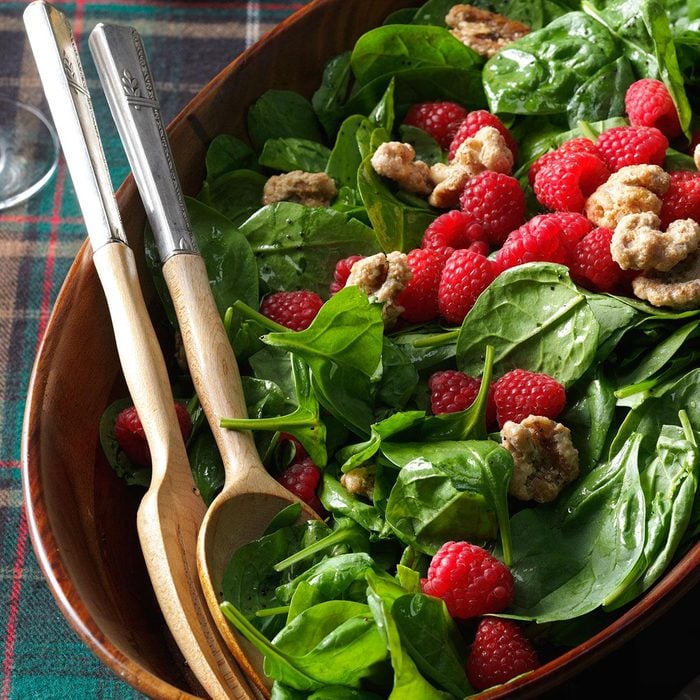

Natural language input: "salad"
[100,0,700,697]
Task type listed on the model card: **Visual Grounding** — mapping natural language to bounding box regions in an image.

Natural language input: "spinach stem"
[221,408,317,432]
[413,329,459,348]
[232,299,289,333]
[255,605,290,618]
[274,526,352,571]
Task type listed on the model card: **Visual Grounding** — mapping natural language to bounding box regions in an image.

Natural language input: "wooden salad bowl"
[21,0,700,698]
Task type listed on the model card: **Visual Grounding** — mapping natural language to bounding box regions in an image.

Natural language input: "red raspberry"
[449,110,518,162]
[403,101,469,150]
[596,125,668,172]
[260,290,323,331]
[625,78,682,140]
[533,150,610,212]
[570,226,629,293]
[494,215,570,274]
[659,170,700,228]
[438,249,496,325]
[278,432,308,462]
[396,248,446,323]
[466,618,540,692]
[421,210,486,255]
[459,171,526,246]
[528,138,600,187]
[492,369,566,427]
[428,370,497,427]
[329,255,364,295]
[114,402,192,467]
[421,541,514,620]
[277,457,325,516]
[546,211,594,247]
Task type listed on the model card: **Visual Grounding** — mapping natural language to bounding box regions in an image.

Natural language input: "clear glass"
[0,96,59,210]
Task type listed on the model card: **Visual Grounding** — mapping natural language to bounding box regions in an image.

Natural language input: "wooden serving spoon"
[23,4,259,698]
[89,23,319,696]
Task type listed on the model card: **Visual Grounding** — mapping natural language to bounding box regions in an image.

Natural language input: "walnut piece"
[612,213,700,272]
[585,165,670,229]
[501,415,579,503]
[632,249,700,310]
[445,4,530,57]
[345,251,412,325]
[429,126,513,208]
[262,170,337,207]
[370,142,433,196]
[340,465,375,501]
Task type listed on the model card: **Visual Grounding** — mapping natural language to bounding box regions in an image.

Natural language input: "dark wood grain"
[21,0,700,698]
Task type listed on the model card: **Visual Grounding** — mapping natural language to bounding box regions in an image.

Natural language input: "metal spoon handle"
[88,23,196,261]
[23,0,126,250]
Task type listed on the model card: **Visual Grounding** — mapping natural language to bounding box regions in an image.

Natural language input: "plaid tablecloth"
[0,1,698,698]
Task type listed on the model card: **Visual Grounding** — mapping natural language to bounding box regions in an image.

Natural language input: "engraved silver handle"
[23,0,126,251]
[88,23,197,262]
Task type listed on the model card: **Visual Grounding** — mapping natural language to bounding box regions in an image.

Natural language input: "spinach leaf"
[237,202,380,297]
[506,434,647,622]
[320,474,386,533]
[264,286,384,376]
[187,428,225,505]
[456,263,599,386]
[312,52,353,138]
[366,577,454,700]
[350,25,482,87]
[269,600,389,689]
[326,115,371,190]
[605,422,698,609]
[483,12,621,117]
[383,440,513,560]
[376,338,420,410]
[398,124,444,166]
[198,169,267,227]
[391,593,472,698]
[247,90,326,151]
[204,134,258,181]
[259,138,331,174]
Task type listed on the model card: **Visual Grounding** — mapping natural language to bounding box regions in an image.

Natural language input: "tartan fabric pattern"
[0,2,304,697]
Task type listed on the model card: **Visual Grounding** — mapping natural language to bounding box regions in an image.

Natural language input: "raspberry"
[260,290,324,331]
[449,110,518,162]
[329,255,364,295]
[459,171,526,246]
[420,541,514,620]
[570,226,628,293]
[625,78,682,140]
[466,618,540,692]
[277,456,325,515]
[527,138,600,188]
[492,369,566,427]
[438,249,496,325]
[546,211,594,247]
[278,432,308,462]
[421,210,486,255]
[494,215,570,274]
[403,101,469,150]
[396,248,446,323]
[659,170,700,228]
[596,125,668,172]
[428,370,497,427]
[533,150,610,212]
[114,402,192,467]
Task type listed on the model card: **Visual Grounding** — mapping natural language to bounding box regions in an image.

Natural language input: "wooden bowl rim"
[20,0,700,697]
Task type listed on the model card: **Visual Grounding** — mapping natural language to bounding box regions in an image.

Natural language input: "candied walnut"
[585,165,670,229]
[445,4,530,58]
[370,142,433,196]
[429,126,512,208]
[262,170,337,207]
[340,465,376,501]
[346,251,412,325]
[501,415,579,503]
[632,249,700,310]
[612,213,700,272]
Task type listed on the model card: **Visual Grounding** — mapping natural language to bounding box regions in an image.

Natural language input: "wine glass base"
[0,96,59,210]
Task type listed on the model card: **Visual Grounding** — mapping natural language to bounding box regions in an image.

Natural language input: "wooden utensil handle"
[93,242,183,484]
[162,253,260,476]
